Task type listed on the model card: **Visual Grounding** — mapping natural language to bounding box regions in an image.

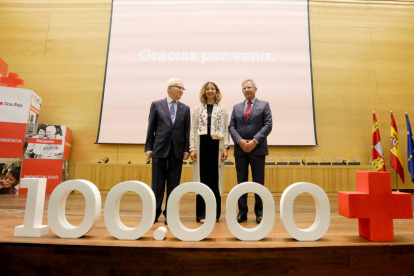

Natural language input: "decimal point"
[154,226,167,240]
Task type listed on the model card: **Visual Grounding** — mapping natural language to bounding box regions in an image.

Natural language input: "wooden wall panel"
[309,2,370,28]
[0,22,50,40]
[372,28,414,44]
[374,44,414,61]
[1,0,414,190]
[311,42,374,60]
[4,56,106,73]
[50,8,111,24]
[0,39,46,56]
[310,27,372,43]
[45,39,109,56]
[0,7,51,22]
[368,4,414,29]
[47,24,109,40]
[308,0,414,189]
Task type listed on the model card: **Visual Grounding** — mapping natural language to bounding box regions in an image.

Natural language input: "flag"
[371,113,386,171]
[406,114,414,183]
[390,113,404,183]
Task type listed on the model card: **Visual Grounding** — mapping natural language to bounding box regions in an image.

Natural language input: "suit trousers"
[152,144,183,219]
[235,154,265,216]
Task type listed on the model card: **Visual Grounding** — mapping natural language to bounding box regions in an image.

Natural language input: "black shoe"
[154,217,158,224]
[237,214,247,223]
[164,219,168,225]
[256,215,263,224]
[196,217,205,223]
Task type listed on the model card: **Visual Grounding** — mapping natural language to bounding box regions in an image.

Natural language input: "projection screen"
[97,0,317,146]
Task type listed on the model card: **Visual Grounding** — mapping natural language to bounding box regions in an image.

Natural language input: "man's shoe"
[237,214,247,223]
[154,217,158,224]
[164,219,168,225]
[256,215,263,224]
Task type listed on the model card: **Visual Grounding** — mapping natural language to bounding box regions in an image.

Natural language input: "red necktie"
[244,100,251,120]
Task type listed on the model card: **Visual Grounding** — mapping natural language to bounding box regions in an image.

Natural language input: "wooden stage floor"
[1,193,414,275]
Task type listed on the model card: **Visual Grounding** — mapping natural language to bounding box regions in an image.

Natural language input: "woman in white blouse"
[189,81,230,222]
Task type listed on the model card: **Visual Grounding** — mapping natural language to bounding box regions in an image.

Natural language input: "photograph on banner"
[28,93,42,124]
[23,124,66,159]
[19,159,68,195]
[0,158,22,195]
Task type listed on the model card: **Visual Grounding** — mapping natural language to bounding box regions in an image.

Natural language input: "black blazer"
[229,99,272,157]
[145,98,191,159]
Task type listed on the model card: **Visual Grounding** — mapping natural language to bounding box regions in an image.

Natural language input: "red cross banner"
[390,113,404,183]
[371,112,385,171]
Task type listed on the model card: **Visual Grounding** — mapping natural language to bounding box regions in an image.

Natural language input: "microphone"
[98,157,109,163]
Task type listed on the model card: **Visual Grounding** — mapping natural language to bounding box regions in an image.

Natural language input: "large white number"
[104,181,155,240]
[14,178,49,237]
[280,182,330,241]
[14,179,332,241]
[167,182,216,241]
[47,180,101,238]
[226,182,275,241]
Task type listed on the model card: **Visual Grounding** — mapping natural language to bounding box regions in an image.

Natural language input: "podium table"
[74,163,377,195]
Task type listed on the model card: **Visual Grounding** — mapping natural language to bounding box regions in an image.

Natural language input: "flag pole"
[391,110,399,192]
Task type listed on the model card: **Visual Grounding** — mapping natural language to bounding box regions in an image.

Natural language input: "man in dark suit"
[145,78,191,225]
[229,79,273,224]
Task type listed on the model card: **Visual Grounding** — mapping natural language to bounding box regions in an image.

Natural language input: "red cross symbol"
[0,72,24,88]
[338,171,412,241]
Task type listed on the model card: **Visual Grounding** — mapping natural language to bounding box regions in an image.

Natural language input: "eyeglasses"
[171,85,186,91]
[243,86,254,91]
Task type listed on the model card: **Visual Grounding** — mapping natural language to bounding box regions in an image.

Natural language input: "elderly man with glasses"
[145,78,191,225]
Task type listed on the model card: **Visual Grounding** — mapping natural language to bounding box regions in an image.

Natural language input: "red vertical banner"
[0,122,27,158]
[19,159,64,195]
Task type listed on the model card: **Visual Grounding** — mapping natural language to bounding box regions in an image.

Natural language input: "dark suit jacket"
[229,99,272,157]
[145,98,191,159]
